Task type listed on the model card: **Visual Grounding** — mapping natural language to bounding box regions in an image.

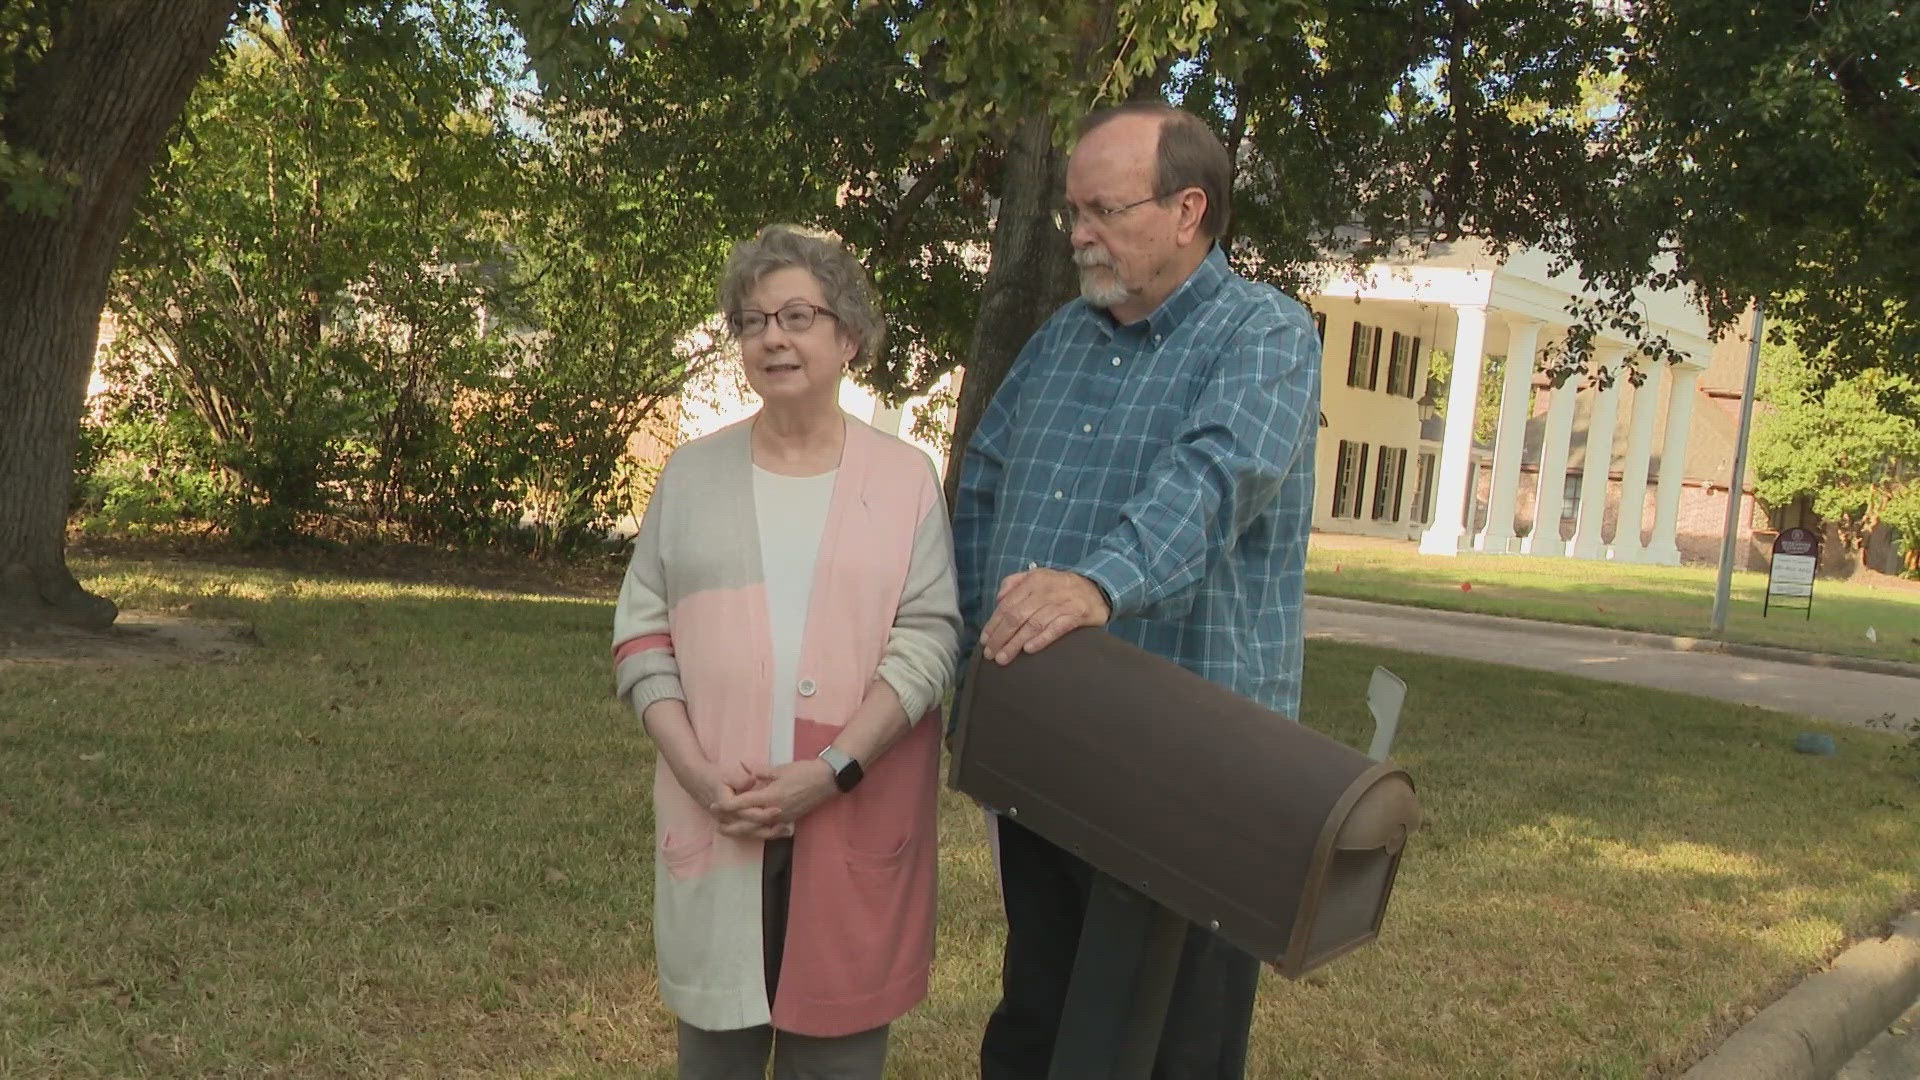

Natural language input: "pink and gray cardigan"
[612,415,960,1037]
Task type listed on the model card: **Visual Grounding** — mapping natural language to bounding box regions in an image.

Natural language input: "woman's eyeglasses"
[727,302,839,338]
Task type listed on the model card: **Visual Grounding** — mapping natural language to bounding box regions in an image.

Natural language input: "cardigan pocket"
[844,829,911,891]
[658,822,716,880]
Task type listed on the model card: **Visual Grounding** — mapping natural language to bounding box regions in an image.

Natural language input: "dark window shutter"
[1354,443,1371,518]
[1332,441,1352,515]
[1392,448,1408,521]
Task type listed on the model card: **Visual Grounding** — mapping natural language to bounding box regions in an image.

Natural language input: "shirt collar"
[1087,244,1229,341]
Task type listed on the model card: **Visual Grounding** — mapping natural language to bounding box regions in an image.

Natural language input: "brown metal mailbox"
[950,627,1419,978]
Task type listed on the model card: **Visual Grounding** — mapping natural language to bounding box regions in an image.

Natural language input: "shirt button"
[798,678,817,697]
[1053,491,1064,499]
[1111,356,1122,367]
[1026,561,1039,571]
[1082,424,1093,434]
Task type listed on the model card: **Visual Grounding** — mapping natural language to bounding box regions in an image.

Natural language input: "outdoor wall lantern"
[1416,378,1442,421]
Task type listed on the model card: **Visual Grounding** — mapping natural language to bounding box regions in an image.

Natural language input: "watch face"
[819,747,862,792]
[834,758,864,793]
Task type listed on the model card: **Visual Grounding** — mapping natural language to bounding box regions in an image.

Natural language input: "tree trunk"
[942,116,1077,505]
[0,1,239,628]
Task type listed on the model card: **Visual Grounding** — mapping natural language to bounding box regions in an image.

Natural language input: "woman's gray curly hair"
[716,225,885,371]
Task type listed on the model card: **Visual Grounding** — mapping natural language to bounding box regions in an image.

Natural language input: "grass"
[1308,534,1920,666]
[0,555,1915,1077]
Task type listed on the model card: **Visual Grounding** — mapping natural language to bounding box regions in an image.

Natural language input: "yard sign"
[1764,527,1819,619]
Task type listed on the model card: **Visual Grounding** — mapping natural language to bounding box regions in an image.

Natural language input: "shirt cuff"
[1072,549,1142,620]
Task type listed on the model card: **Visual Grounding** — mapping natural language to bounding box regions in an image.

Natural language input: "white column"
[870,400,905,436]
[1523,376,1579,556]
[1570,347,1628,559]
[1420,305,1489,555]
[1475,319,1542,554]
[1644,364,1701,565]
[1609,360,1665,562]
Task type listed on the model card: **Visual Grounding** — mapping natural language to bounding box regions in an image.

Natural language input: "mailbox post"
[951,629,1420,1078]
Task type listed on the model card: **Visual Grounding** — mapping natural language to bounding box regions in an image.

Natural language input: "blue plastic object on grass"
[1793,732,1836,756]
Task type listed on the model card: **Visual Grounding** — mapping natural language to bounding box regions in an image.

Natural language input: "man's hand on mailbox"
[981,568,1112,665]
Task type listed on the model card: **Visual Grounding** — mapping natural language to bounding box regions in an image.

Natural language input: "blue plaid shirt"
[953,246,1321,717]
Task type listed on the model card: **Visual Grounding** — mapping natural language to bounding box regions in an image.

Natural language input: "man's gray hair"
[1076,102,1233,241]
[716,225,885,370]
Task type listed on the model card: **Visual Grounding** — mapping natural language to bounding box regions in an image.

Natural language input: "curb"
[1304,595,1920,681]
[1681,912,1920,1080]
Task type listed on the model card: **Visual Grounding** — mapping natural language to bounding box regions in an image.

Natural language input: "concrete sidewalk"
[1304,595,1920,731]
[1302,595,1920,1079]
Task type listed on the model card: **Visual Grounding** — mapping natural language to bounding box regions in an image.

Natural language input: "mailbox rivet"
[1007,807,1019,818]
[1208,920,1221,932]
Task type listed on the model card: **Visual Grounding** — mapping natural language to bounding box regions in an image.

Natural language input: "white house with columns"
[1306,241,1716,565]
[664,240,1740,568]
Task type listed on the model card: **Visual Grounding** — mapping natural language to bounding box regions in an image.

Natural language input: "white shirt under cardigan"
[753,465,836,767]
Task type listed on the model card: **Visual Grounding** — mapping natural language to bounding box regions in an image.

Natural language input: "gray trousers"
[676,1021,889,1080]
[675,838,892,1079]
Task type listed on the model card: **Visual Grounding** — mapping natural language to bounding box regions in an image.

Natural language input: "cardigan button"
[798,678,817,697]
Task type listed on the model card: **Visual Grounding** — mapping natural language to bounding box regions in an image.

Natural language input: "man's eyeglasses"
[1052,192,1170,234]
[726,301,839,339]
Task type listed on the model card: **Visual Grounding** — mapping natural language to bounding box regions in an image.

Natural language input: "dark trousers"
[979,818,1261,1080]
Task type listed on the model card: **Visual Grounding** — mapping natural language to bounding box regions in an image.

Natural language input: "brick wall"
[1474,468,1762,565]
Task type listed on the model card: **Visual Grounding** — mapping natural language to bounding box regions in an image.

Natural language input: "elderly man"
[954,102,1323,1078]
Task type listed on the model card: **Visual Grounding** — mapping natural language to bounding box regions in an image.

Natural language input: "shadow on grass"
[1281,640,1918,1076]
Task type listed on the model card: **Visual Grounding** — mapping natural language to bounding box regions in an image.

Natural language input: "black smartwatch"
[817,746,864,792]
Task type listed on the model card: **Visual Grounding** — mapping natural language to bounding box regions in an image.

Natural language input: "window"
[1332,439,1371,518]
[1767,493,1814,531]
[1410,451,1438,524]
[1372,446,1409,522]
[1345,323,1382,390]
[1561,474,1582,521]
[1385,333,1423,398]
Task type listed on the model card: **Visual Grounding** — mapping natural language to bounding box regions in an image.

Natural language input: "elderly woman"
[612,224,960,1079]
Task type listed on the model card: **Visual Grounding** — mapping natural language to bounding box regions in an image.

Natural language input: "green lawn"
[1,557,1915,1077]
[1308,534,1920,666]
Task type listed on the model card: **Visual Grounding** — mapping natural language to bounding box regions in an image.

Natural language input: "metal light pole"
[1710,302,1765,634]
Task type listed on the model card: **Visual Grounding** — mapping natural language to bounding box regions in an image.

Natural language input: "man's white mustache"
[1074,248,1114,270]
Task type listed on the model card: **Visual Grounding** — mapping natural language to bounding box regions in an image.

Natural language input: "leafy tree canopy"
[1751,326,1920,570]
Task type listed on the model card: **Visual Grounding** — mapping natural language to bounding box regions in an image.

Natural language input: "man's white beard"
[1076,248,1130,308]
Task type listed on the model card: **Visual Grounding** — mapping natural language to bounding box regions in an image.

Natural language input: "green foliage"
[95,0,985,552]
[1423,350,1514,445]
[73,371,235,536]
[0,0,76,217]
[536,3,993,404]
[110,3,523,542]
[1607,0,1920,390]
[97,1,744,552]
[705,0,1920,402]
[1751,328,1920,570]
